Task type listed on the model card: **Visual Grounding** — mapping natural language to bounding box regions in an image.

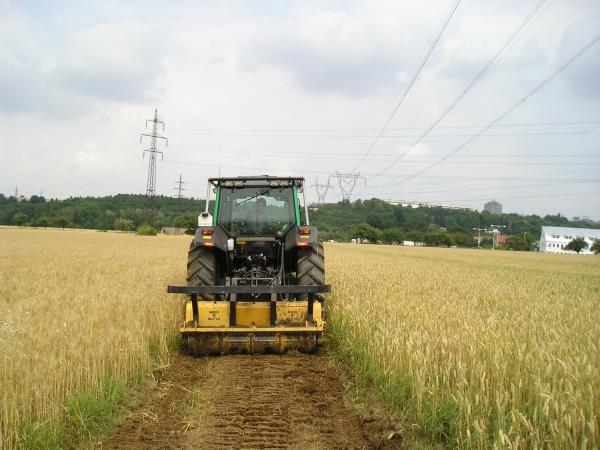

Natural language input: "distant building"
[384,199,473,210]
[539,226,600,255]
[161,227,187,236]
[495,234,508,245]
[484,200,502,214]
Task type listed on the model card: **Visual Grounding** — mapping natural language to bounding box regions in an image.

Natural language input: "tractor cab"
[216,180,299,237]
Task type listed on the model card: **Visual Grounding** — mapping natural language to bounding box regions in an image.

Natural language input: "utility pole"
[140,109,168,225]
[328,171,366,202]
[311,178,334,205]
[14,186,18,198]
[173,174,186,199]
[473,227,486,248]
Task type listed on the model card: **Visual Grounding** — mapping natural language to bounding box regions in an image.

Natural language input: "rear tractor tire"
[297,241,326,301]
[187,240,217,300]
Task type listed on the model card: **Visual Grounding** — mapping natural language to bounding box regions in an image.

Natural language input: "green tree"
[351,223,382,243]
[405,229,424,243]
[506,235,530,251]
[591,240,600,255]
[137,225,158,236]
[424,230,452,247]
[54,217,68,230]
[37,216,51,229]
[29,195,46,204]
[451,232,475,248]
[114,218,134,232]
[12,212,28,226]
[381,228,404,245]
[565,237,588,254]
[173,213,197,234]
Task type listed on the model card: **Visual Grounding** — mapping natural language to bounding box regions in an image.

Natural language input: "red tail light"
[202,229,214,236]
[299,228,311,236]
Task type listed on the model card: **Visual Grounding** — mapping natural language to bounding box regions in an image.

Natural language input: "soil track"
[104,352,401,449]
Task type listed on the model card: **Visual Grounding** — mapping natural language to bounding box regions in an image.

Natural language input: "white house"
[539,226,600,255]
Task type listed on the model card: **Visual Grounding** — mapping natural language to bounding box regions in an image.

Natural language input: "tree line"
[1,194,598,250]
[310,198,599,250]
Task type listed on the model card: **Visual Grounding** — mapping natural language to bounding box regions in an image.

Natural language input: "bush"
[136,225,157,236]
[114,218,134,232]
[12,212,28,226]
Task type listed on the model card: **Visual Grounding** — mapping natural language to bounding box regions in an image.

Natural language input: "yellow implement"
[168,285,329,355]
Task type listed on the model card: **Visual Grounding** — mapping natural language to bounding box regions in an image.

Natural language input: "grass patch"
[17,378,132,449]
[186,388,202,409]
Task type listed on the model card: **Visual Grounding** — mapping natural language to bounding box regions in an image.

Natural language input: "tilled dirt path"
[104,352,401,449]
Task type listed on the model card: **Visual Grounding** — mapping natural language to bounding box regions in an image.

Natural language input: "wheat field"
[0,227,189,447]
[328,244,600,449]
[1,228,599,448]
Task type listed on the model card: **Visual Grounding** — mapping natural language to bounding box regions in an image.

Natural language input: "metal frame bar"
[301,186,310,226]
[204,181,211,214]
[167,284,330,295]
[180,326,323,333]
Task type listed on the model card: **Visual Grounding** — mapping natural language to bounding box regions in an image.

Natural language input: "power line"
[167,143,600,159]
[167,130,600,138]
[368,0,548,181]
[375,30,600,188]
[168,120,600,134]
[166,146,600,165]
[349,0,461,173]
[162,159,600,183]
[428,190,600,203]
[366,180,600,196]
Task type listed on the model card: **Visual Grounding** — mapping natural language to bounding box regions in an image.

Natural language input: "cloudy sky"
[1,0,599,218]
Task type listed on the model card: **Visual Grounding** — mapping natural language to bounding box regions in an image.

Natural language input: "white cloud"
[0,2,169,116]
[57,20,169,102]
[238,2,446,97]
[0,0,599,218]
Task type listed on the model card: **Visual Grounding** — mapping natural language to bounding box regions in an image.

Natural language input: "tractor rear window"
[217,187,296,236]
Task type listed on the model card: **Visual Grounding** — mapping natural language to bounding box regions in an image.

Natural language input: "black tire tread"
[297,241,326,300]
[186,240,216,300]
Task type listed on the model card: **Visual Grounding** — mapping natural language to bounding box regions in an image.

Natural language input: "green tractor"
[168,176,329,355]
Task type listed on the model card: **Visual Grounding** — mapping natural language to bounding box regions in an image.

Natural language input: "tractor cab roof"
[209,176,304,188]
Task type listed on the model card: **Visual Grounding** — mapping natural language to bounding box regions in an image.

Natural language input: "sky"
[1,0,599,219]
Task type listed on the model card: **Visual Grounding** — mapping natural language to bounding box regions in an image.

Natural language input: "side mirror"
[198,212,212,226]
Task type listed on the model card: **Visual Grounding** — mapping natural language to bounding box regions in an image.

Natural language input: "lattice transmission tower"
[311,178,334,205]
[328,171,366,202]
[173,174,186,199]
[140,109,168,225]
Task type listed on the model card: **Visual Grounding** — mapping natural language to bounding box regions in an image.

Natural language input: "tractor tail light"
[299,228,311,237]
